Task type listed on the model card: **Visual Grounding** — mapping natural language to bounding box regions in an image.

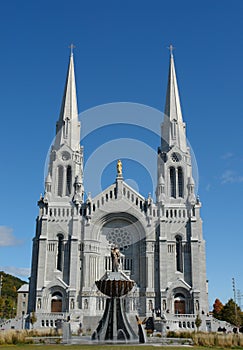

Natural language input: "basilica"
[28,49,210,332]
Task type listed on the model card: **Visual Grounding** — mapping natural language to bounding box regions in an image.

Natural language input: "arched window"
[176,235,183,272]
[57,234,64,271]
[57,166,63,196]
[66,166,72,196]
[170,167,176,198]
[178,167,184,197]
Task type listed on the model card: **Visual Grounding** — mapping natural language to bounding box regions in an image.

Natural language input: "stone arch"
[97,212,147,288]
[172,288,192,314]
[44,284,67,313]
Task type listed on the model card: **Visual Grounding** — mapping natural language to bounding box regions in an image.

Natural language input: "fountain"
[91,246,140,342]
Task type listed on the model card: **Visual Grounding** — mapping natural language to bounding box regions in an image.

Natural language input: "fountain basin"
[95,279,134,297]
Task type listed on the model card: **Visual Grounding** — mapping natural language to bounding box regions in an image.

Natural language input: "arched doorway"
[51,292,63,312]
[174,293,185,314]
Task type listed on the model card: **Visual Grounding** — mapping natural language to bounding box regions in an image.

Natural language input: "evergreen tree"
[30,311,37,329]
[220,299,242,327]
[195,314,202,331]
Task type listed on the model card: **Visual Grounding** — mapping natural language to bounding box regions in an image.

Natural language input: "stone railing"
[89,182,158,218]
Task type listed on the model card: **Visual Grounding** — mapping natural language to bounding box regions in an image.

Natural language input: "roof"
[17,283,29,293]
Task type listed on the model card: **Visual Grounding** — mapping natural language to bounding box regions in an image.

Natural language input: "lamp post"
[232,278,238,326]
[0,275,3,297]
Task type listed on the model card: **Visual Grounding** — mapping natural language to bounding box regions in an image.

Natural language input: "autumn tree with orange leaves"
[213,298,224,320]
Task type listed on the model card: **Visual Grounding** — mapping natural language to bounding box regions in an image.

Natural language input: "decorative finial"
[168,44,175,57]
[117,159,122,176]
[69,43,75,56]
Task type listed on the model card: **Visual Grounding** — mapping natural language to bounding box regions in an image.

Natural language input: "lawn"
[1,346,243,350]
[0,345,190,350]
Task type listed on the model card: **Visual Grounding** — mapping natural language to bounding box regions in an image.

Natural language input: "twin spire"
[55,45,186,154]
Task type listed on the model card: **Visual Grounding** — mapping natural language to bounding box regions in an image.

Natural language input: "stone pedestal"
[92,271,138,342]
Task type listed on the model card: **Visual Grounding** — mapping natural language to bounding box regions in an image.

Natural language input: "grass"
[1,346,243,350]
[0,346,225,350]
[0,330,243,349]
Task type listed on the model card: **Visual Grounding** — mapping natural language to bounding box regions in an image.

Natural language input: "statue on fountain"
[111,246,120,272]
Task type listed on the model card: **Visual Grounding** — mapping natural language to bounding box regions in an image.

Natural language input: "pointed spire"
[59,47,78,122]
[55,48,80,150]
[162,46,187,153]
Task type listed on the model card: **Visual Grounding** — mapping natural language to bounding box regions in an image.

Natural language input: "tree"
[0,298,4,319]
[220,299,242,327]
[0,271,26,319]
[30,311,37,329]
[3,298,15,319]
[213,298,224,320]
[195,314,202,331]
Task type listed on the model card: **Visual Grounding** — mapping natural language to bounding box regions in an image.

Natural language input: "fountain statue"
[91,246,140,342]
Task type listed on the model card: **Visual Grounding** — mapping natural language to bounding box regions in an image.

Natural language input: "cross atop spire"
[69,43,75,56]
[168,44,175,57]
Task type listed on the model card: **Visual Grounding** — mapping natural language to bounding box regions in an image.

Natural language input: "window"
[170,167,176,198]
[178,167,184,197]
[66,166,72,196]
[57,166,64,196]
[57,234,64,271]
[176,235,183,272]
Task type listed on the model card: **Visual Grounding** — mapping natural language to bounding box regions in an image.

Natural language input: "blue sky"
[0,0,243,309]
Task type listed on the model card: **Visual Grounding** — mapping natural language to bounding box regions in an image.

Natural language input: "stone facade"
[28,51,209,332]
[17,284,29,317]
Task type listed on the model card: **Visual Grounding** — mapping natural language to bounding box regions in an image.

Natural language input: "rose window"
[106,228,131,251]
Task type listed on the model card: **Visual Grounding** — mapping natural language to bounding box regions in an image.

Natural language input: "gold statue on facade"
[117,159,122,176]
